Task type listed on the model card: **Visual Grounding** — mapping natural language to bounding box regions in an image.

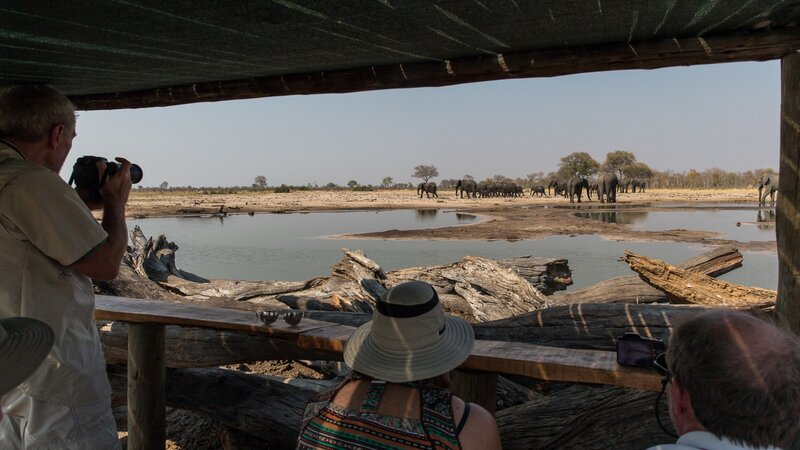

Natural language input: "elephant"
[597,173,618,203]
[455,179,478,198]
[477,183,491,198]
[530,185,546,197]
[757,175,778,206]
[631,179,647,193]
[618,178,630,193]
[548,179,567,197]
[588,182,599,196]
[417,182,438,198]
[502,183,523,197]
[568,176,590,203]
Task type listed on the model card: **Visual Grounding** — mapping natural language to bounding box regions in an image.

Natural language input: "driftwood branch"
[623,251,776,308]
[555,245,743,305]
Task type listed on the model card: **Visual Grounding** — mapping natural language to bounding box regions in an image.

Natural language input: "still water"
[129,207,777,292]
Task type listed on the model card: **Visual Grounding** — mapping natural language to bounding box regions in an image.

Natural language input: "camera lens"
[130,164,143,184]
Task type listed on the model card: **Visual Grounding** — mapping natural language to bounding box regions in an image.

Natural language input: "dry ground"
[122,188,775,251]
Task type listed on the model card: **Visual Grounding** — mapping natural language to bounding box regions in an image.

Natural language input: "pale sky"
[61,60,780,188]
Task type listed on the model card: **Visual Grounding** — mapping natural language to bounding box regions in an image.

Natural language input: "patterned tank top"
[297,378,466,449]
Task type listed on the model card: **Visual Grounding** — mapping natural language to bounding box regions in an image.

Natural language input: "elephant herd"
[452,179,525,198]
[429,174,642,203]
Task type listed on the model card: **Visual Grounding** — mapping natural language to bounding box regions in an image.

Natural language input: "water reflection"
[415,209,438,221]
[455,213,478,223]
[574,211,650,225]
[756,209,776,230]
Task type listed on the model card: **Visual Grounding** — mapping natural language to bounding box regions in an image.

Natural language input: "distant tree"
[347,180,358,188]
[463,174,475,181]
[412,165,439,183]
[159,181,169,190]
[381,176,393,188]
[602,151,637,178]
[325,182,338,189]
[625,161,654,180]
[526,172,544,186]
[253,175,267,188]
[439,178,459,188]
[492,174,512,183]
[557,152,599,179]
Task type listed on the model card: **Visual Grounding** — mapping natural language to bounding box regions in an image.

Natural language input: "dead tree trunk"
[623,251,776,309]
[555,245,743,304]
[497,384,673,449]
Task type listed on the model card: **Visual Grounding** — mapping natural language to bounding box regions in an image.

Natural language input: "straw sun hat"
[343,280,475,383]
[0,317,54,396]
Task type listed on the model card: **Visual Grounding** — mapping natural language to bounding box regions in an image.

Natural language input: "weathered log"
[108,365,671,450]
[99,322,342,368]
[554,245,743,305]
[623,251,776,309]
[389,255,549,322]
[473,303,706,351]
[128,225,208,283]
[166,367,315,450]
[94,261,183,301]
[495,256,572,294]
[496,384,673,449]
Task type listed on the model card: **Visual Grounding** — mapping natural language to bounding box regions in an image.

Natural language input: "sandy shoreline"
[121,188,776,251]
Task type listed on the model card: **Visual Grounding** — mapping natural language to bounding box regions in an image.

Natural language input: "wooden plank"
[128,323,165,450]
[463,340,662,392]
[778,52,800,335]
[95,295,341,336]
[96,296,662,390]
[72,29,800,110]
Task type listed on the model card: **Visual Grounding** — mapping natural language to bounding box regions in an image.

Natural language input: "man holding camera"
[0,85,130,448]
[648,310,800,450]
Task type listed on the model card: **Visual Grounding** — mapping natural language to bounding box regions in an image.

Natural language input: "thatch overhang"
[1,1,799,110]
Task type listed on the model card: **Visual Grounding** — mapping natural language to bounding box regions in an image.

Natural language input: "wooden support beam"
[128,323,166,450]
[451,369,498,415]
[71,29,800,110]
[778,51,800,335]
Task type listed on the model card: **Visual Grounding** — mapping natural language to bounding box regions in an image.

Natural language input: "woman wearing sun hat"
[297,280,502,450]
[0,317,55,420]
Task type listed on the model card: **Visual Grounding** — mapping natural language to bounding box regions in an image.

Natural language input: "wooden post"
[450,369,497,415]
[127,323,166,449]
[778,51,800,335]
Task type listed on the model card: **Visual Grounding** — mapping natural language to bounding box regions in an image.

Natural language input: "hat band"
[376,290,439,318]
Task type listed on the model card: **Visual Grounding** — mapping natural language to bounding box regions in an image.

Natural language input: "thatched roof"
[2,1,799,110]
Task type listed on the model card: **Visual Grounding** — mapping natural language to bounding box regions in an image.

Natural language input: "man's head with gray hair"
[666,309,800,449]
[0,85,76,143]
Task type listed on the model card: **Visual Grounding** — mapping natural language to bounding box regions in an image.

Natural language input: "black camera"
[616,332,666,369]
[68,155,143,189]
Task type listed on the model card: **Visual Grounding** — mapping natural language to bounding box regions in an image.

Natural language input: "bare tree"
[253,175,267,188]
[159,181,168,190]
[412,165,439,183]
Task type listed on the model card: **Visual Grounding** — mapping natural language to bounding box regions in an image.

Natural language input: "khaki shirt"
[0,141,111,406]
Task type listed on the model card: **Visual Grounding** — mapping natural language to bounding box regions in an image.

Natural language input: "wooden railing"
[95,295,661,450]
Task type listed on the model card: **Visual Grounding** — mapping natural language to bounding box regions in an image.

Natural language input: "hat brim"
[343,315,474,383]
[0,317,54,396]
